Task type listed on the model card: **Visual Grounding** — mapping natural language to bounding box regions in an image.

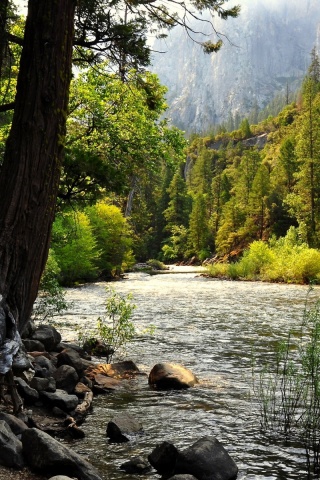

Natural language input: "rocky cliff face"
[150,0,320,133]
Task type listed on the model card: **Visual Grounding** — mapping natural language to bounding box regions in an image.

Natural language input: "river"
[54,268,320,479]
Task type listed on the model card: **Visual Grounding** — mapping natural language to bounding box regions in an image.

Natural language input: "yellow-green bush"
[85,202,135,277]
[52,211,99,285]
[207,227,320,284]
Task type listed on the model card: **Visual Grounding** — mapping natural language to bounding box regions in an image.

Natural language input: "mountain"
[150,0,320,133]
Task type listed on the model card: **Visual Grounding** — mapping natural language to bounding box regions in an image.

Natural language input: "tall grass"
[251,294,320,475]
[207,227,320,284]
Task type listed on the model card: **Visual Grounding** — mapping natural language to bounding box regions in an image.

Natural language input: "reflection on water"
[55,269,320,479]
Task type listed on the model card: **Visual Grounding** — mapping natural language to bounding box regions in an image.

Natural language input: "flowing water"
[54,268,320,479]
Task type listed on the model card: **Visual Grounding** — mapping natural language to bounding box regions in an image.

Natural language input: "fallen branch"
[74,390,93,416]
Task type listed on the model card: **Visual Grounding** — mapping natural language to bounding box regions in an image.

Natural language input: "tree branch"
[0,101,15,112]
[7,33,24,46]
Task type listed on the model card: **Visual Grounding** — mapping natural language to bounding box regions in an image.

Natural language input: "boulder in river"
[148,363,198,389]
[149,437,238,480]
[175,436,238,480]
[148,441,179,476]
[22,428,102,480]
[106,412,143,442]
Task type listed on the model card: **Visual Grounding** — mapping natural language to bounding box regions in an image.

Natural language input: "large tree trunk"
[0,0,76,373]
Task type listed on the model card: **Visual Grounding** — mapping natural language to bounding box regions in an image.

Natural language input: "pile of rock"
[0,323,238,480]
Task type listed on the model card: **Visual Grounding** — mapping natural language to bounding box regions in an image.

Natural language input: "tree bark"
[0,0,76,348]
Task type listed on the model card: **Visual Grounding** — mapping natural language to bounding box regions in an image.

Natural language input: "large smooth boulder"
[149,363,198,390]
[175,436,238,480]
[22,428,102,480]
[0,420,24,469]
[31,325,61,351]
[106,412,143,442]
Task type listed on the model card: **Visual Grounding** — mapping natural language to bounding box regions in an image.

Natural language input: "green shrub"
[235,241,275,279]
[78,287,135,362]
[86,202,135,277]
[146,259,168,270]
[207,263,229,278]
[52,211,99,285]
[207,227,320,284]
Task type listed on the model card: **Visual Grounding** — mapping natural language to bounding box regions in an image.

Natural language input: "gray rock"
[54,364,79,393]
[0,412,28,436]
[32,355,56,377]
[149,363,198,390]
[30,376,56,392]
[31,325,61,351]
[21,319,36,339]
[14,377,39,404]
[120,456,151,474]
[57,348,91,375]
[175,436,238,480]
[148,441,179,476]
[22,428,102,480]
[41,389,79,412]
[49,477,75,480]
[0,420,24,469]
[106,412,143,442]
[168,476,198,480]
[22,338,46,352]
[12,348,33,373]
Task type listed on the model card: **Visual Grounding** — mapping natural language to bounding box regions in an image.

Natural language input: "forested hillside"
[148,49,320,277]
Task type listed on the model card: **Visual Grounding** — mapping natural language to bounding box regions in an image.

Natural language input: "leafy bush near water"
[51,202,135,285]
[207,227,320,284]
[77,287,136,363]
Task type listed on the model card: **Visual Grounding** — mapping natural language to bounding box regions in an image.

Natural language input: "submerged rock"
[120,456,151,474]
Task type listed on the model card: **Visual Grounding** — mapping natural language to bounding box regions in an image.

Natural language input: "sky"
[13,0,27,14]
